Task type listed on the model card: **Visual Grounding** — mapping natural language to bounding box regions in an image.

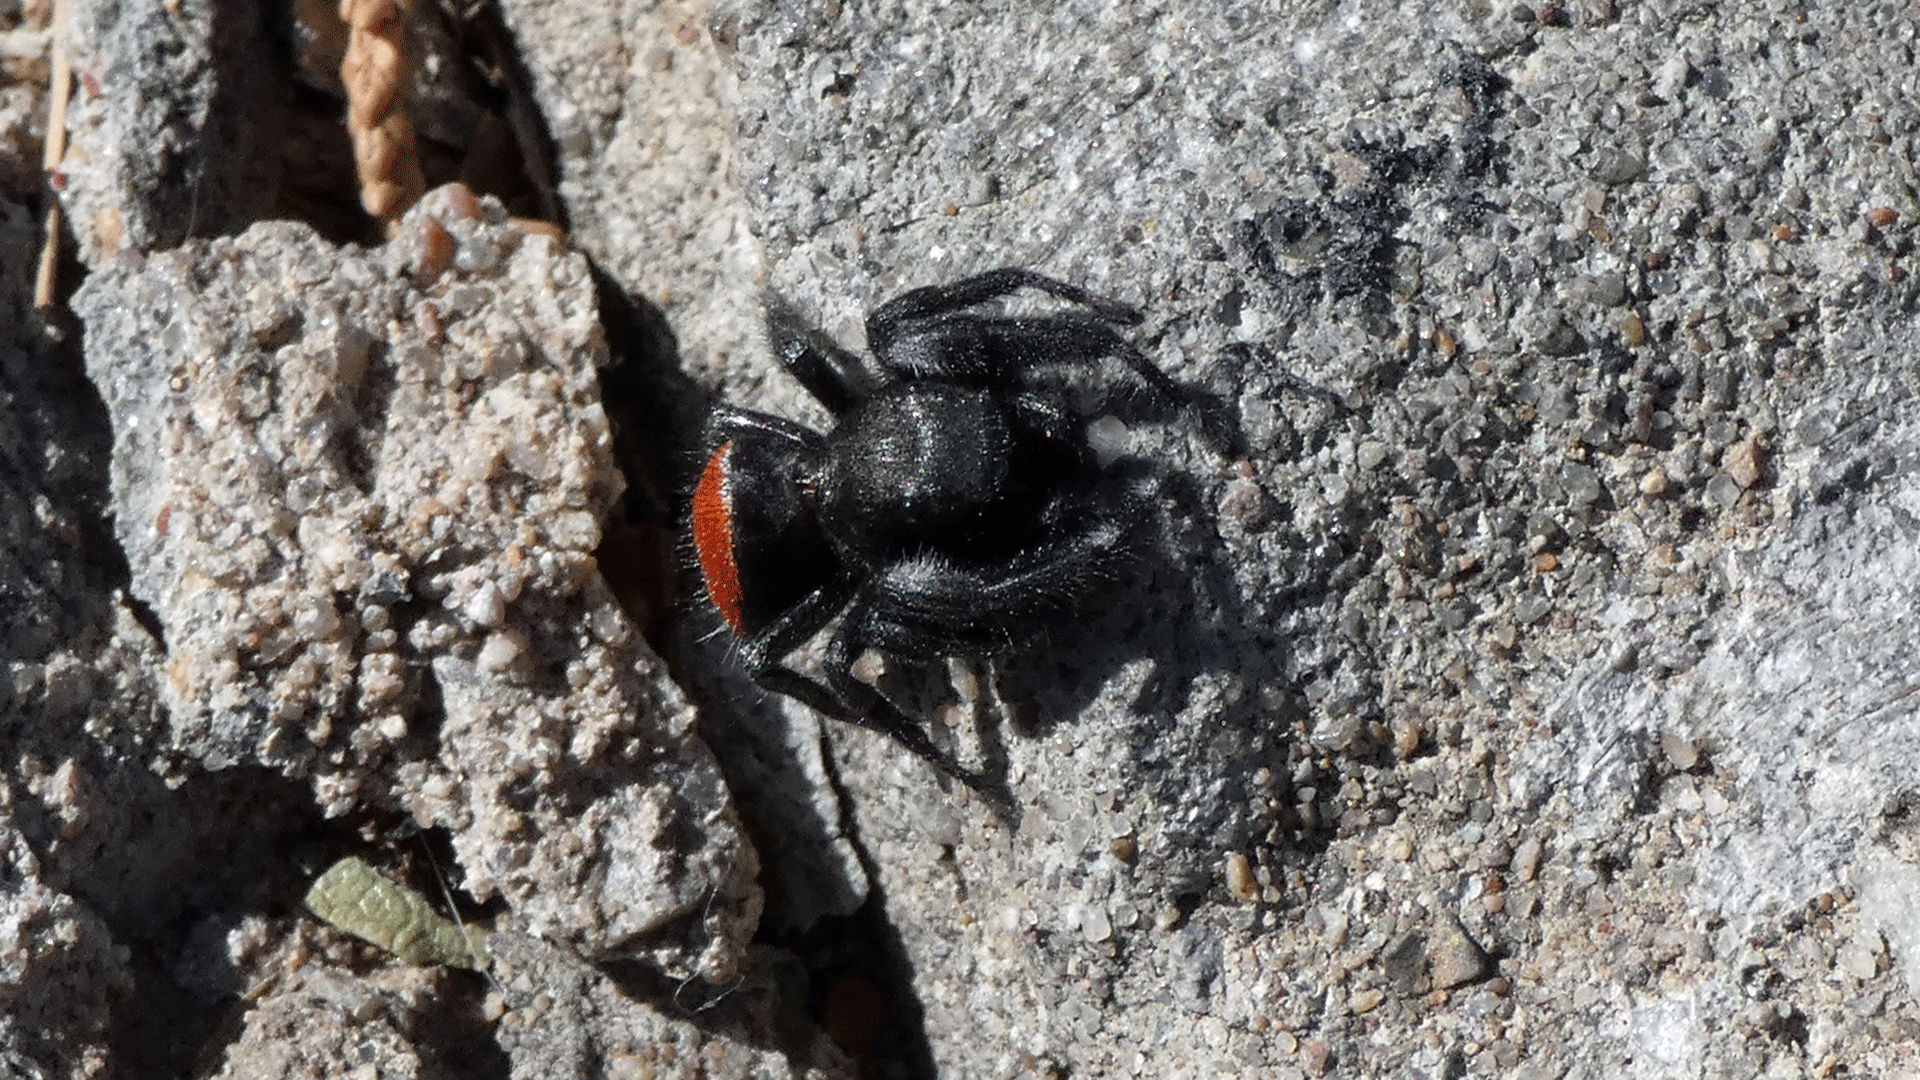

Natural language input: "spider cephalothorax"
[692,269,1193,801]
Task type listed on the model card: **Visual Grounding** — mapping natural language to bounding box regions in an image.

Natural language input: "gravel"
[2,0,1919,1076]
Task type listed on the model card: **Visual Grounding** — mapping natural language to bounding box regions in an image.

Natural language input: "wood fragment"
[33,0,70,311]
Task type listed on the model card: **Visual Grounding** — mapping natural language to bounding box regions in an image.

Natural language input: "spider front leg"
[732,575,855,675]
[989,313,1190,405]
[866,268,1142,354]
[983,314,1239,454]
[730,575,1014,812]
[764,294,869,417]
[704,403,819,449]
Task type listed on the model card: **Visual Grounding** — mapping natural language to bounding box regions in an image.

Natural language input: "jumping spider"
[692,269,1197,803]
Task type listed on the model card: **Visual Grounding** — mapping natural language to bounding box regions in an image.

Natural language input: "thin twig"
[33,0,71,311]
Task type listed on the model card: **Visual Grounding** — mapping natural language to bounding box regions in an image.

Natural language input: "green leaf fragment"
[304,856,490,970]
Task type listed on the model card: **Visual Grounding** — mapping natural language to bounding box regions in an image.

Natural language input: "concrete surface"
[1,0,1918,1077]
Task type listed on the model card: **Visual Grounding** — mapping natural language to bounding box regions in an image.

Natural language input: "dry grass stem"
[33,0,70,310]
[340,0,423,228]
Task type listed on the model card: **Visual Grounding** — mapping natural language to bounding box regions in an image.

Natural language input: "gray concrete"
[2,0,1918,1076]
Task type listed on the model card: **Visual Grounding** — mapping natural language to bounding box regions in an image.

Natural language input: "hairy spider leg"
[721,564,1013,809]
[866,269,1144,349]
[986,313,1190,404]
[853,512,1130,657]
[704,404,819,448]
[731,574,855,675]
[811,601,1016,811]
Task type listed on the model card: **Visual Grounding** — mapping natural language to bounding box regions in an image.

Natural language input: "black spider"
[691,269,1192,803]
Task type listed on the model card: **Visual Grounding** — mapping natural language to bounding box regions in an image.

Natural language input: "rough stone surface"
[485,930,852,1080]
[59,0,280,262]
[0,813,128,1080]
[494,0,765,387]
[72,190,759,981]
[202,930,854,1080]
[709,0,1920,1076]
[7,0,1920,1076]
[496,0,873,936]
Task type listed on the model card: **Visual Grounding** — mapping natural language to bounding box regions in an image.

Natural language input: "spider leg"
[868,308,1184,394]
[1008,390,1076,446]
[706,404,820,449]
[866,268,1141,353]
[980,315,1243,453]
[814,609,1016,813]
[988,313,1189,404]
[728,574,1015,812]
[734,575,855,673]
[765,294,869,416]
[862,510,1130,656]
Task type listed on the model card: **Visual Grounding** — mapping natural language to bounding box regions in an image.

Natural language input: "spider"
[691,269,1193,802]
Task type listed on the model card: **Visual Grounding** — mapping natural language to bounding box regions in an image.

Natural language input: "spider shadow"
[983,466,1282,738]
[940,433,1316,873]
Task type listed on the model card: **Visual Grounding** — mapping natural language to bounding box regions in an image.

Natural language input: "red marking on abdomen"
[692,442,745,633]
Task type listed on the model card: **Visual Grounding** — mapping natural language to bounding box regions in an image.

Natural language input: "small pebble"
[1724,436,1766,488]
[1218,477,1274,532]
[1591,147,1645,185]
[411,218,456,283]
[1840,936,1882,980]
[1428,913,1492,989]
[1661,731,1699,770]
[1085,416,1130,468]
[464,581,507,628]
[1081,905,1113,943]
[1225,852,1259,902]
[477,631,523,673]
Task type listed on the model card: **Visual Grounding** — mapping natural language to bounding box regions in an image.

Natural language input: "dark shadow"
[21,762,340,1079]
[777,754,945,1080]
[415,973,516,1080]
[593,263,714,649]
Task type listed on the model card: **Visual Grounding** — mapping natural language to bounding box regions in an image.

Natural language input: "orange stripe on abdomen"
[691,442,745,633]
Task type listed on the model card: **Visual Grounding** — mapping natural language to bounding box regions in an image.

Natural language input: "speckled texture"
[6,0,1920,1076]
[484,930,852,1080]
[59,0,280,262]
[206,961,464,1080]
[493,0,765,386]
[0,811,128,1080]
[74,189,759,981]
[206,930,853,1080]
[711,0,1920,1076]
[495,0,875,937]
